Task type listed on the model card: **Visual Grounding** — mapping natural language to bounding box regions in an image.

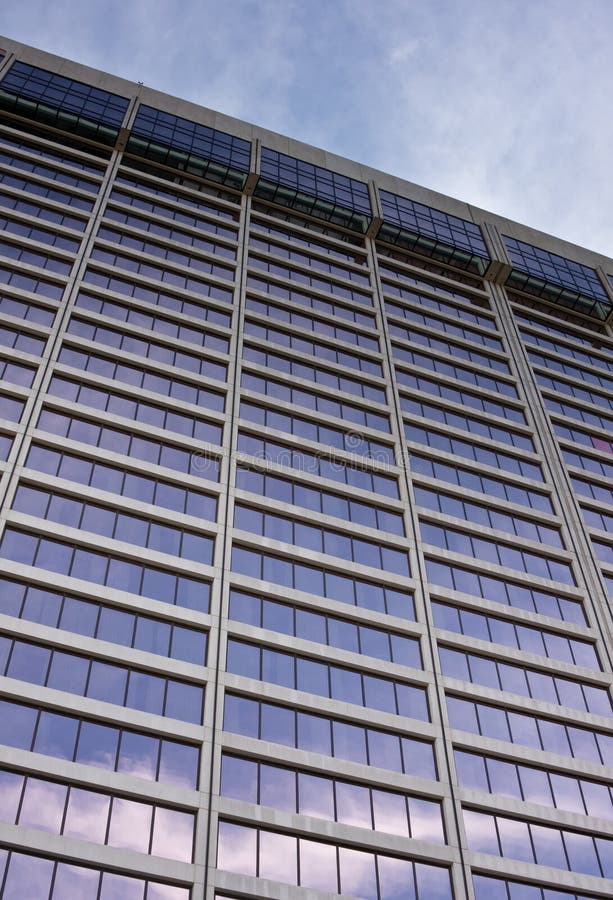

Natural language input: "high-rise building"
[0,33,611,900]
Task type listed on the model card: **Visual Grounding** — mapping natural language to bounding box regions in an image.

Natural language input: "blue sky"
[2,0,612,257]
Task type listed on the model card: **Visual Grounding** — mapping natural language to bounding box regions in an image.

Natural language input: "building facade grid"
[0,34,611,900]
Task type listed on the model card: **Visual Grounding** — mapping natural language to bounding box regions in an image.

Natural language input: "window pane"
[262,598,293,634]
[98,607,135,647]
[60,596,99,636]
[478,705,510,742]
[47,651,89,695]
[75,721,119,770]
[299,838,338,892]
[21,586,62,626]
[125,671,165,715]
[595,836,613,879]
[508,711,539,748]
[378,855,416,900]
[402,737,437,780]
[0,771,24,824]
[373,789,408,837]
[159,740,198,789]
[19,777,66,833]
[2,853,54,899]
[297,712,331,755]
[260,763,296,812]
[333,720,366,764]
[497,816,533,863]
[259,830,297,884]
[550,773,585,814]
[261,703,295,746]
[488,759,522,800]
[330,667,362,705]
[117,731,158,781]
[368,730,402,773]
[134,618,171,656]
[396,683,429,721]
[409,797,445,843]
[339,846,377,900]
[165,679,202,724]
[414,863,453,900]
[447,697,478,732]
[100,872,145,900]
[531,823,567,870]
[454,751,487,791]
[336,781,371,828]
[7,641,51,684]
[297,658,329,696]
[87,661,127,706]
[262,648,294,688]
[363,675,396,713]
[220,756,257,803]
[297,772,334,819]
[223,695,258,737]
[53,862,100,899]
[464,809,498,854]
[147,885,190,900]
[34,711,79,761]
[217,822,256,876]
[0,700,37,750]
[63,787,110,844]
[472,875,507,900]
[564,830,600,876]
[518,766,553,806]
[151,807,194,862]
[108,797,152,853]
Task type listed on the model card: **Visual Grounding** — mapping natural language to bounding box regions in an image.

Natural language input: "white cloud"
[387,40,420,67]
[2,0,612,257]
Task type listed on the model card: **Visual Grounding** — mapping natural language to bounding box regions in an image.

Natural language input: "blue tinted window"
[128,104,250,189]
[7,641,50,683]
[0,61,128,142]
[76,721,119,770]
[2,852,54,898]
[34,711,79,761]
[379,190,490,274]
[223,694,435,781]
[504,236,610,319]
[256,148,371,233]
[297,712,331,755]
[159,740,199,789]
[261,702,295,746]
[117,731,158,781]
[223,694,258,737]
[0,700,37,750]
[47,651,89,694]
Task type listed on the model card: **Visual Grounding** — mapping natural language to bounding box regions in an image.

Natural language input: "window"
[217,820,452,897]
[231,545,413,617]
[220,753,444,840]
[229,589,420,666]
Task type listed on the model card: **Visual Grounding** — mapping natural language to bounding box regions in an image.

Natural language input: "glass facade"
[379,190,490,274]
[504,236,612,319]
[127,105,251,189]
[255,147,373,233]
[0,61,129,144]
[0,34,611,900]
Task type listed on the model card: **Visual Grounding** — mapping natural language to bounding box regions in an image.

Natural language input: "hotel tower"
[0,35,611,900]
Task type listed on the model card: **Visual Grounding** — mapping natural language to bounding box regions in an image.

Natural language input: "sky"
[2,0,612,258]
